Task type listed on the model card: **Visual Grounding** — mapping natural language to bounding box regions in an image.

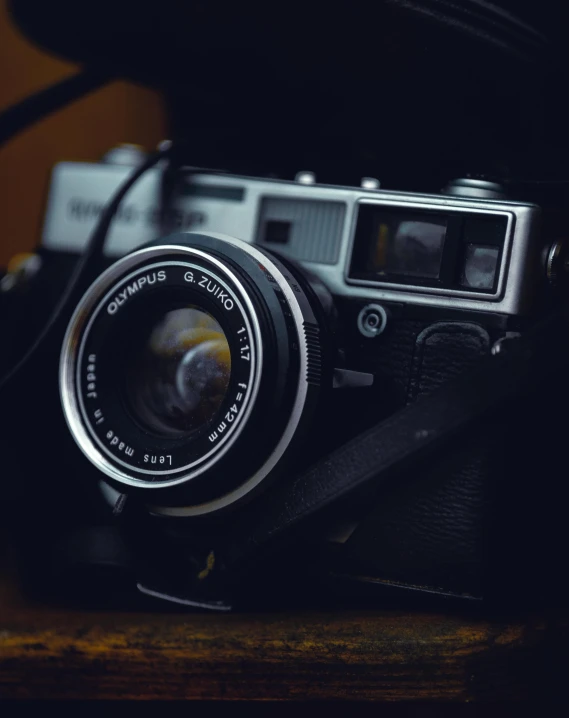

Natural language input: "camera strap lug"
[112,492,234,611]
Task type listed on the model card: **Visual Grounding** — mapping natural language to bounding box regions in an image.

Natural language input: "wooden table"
[1,564,568,704]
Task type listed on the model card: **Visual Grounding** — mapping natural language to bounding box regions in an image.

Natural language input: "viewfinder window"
[350,209,448,282]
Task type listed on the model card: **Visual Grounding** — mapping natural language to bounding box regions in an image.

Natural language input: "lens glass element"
[124,306,231,438]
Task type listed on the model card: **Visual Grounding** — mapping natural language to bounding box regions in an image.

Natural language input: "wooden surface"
[0,0,166,267]
[0,569,567,702]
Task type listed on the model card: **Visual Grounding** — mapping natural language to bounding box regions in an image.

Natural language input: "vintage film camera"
[17,146,560,612]
[9,145,556,609]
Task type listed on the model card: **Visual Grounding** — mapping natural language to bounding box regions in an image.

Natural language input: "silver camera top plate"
[42,163,541,315]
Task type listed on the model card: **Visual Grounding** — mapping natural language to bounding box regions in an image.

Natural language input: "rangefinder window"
[349,203,508,294]
[460,245,500,290]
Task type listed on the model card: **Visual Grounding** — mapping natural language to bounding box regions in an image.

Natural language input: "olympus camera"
[11,150,568,606]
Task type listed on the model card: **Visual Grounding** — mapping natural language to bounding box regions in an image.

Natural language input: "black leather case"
[332,315,567,607]
[345,321,497,598]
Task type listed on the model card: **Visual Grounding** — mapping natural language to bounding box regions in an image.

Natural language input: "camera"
[10,149,568,606]
[54,155,542,512]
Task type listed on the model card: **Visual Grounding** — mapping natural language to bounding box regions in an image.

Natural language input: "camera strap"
[114,308,566,610]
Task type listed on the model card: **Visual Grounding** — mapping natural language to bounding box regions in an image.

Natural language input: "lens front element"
[125,307,231,438]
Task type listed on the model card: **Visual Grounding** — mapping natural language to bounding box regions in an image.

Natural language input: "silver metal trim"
[61,243,263,491]
[147,232,311,517]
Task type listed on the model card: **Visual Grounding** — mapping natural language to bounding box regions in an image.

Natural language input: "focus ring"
[303,322,322,386]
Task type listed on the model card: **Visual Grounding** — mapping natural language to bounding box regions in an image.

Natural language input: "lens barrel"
[60,232,325,516]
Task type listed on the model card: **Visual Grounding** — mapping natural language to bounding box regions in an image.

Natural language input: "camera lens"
[124,306,231,438]
[60,233,327,516]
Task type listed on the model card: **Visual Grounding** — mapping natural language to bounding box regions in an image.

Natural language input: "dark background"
[7,0,569,197]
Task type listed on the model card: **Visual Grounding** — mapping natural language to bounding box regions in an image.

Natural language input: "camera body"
[15,152,563,604]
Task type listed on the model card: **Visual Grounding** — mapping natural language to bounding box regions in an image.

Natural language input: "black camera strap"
[112,308,566,610]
